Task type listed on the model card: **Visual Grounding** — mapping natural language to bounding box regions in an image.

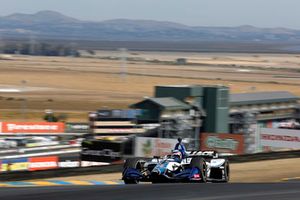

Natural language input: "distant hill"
[1,10,300,43]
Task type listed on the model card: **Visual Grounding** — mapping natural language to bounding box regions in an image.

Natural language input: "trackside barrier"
[0,150,299,181]
[0,164,123,182]
[227,149,300,163]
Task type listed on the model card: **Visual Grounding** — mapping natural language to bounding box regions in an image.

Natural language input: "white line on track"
[0,149,80,159]
[0,144,80,154]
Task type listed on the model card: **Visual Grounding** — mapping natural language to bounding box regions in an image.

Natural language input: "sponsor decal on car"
[193,174,200,179]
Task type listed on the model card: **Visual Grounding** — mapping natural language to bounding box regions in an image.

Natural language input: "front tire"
[190,157,207,183]
[123,158,144,184]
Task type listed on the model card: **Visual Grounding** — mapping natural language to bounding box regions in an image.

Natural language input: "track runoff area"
[0,160,299,200]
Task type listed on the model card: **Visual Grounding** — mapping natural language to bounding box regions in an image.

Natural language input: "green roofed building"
[132,85,300,135]
[155,85,229,133]
[131,97,191,121]
[230,91,299,107]
[229,91,300,129]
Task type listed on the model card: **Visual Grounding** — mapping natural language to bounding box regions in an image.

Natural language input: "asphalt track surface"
[0,182,299,200]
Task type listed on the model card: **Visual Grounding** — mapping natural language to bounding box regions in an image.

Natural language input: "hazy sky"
[0,0,299,29]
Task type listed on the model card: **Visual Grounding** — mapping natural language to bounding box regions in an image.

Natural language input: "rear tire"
[223,160,230,183]
[123,158,144,184]
[211,160,229,183]
[190,157,207,183]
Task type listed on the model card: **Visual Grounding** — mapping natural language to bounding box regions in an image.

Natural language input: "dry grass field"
[0,51,300,122]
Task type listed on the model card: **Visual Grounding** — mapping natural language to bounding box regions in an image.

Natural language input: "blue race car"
[122,150,229,184]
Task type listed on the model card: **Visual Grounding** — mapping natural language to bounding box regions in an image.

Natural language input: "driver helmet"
[172,150,182,160]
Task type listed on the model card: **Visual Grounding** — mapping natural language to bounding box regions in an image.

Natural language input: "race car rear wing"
[186,150,219,158]
[187,150,234,158]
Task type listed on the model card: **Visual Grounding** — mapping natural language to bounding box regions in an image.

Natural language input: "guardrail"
[0,150,299,181]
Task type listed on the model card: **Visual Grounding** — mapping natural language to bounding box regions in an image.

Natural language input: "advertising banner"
[58,161,108,168]
[1,158,29,172]
[28,156,58,171]
[260,128,300,149]
[58,161,80,168]
[135,137,177,158]
[200,133,244,154]
[0,122,65,133]
[80,161,109,167]
[58,157,80,168]
[65,123,89,133]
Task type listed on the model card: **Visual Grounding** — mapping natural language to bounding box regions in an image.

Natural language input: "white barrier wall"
[135,137,177,158]
[260,128,300,149]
